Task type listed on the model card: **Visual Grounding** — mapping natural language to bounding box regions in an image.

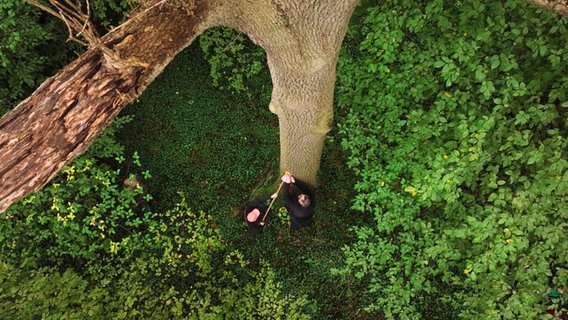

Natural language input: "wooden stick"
[261,180,284,223]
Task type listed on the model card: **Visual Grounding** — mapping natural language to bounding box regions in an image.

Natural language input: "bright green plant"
[93,197,314,319]
[0,265,106,319]
[0,115,146,268]
[334,0,567,319]
[0,1,74,112]
[199,26,269,99]
[0,197,314,319]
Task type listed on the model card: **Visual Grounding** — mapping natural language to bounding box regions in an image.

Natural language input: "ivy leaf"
[490,55,500,69]
[475,66,486,82]
[548,88,564,102]
[500,54,514,71]
[514,111,530,125]
[433,60,445,68]
[480,81,495,99]
[527,150,543,165]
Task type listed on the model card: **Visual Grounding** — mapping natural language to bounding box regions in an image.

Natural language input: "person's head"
[123,175,140,190]
[246,208,261,223]
[298,194,311,208]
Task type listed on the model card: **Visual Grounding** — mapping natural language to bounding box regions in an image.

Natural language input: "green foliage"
[0,115,313,319]
[0,1,74,112]
[0,116,140,267]
[118,45,279,214]
[335,0,568,319]
[199,27,270,99]
[89,0,134,28]
[83,114,134,159]
[0,199,313,319]
[82,198,313,319]
[0,265,105,319]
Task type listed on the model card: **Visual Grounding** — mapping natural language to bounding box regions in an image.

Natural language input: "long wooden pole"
[261,171,292,223]
[261,180,284,223]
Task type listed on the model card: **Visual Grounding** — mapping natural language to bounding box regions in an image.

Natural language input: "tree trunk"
[221,0,358,186]
[0,0,357,213]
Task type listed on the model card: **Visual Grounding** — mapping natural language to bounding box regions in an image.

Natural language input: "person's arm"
[282,181,312,221]
[291,178,316,208]
[282,182,294,205]
[249,195,271,208]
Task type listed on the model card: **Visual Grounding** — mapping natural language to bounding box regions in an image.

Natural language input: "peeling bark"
[0,2,212,212]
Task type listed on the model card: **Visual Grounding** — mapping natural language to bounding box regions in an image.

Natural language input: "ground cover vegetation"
[333,0,568,319]
[116,39,365,319]
[0,0,567,319]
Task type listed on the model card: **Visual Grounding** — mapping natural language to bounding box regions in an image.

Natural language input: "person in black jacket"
[243,195,272,234]
[281,172,315,230]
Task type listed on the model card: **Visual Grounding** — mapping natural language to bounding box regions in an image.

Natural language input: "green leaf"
[480,81,495,99]
[514,111,530,125]
[475,66,486,82]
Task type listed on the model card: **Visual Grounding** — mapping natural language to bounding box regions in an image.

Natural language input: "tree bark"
[221,0,358,186]
[0,0,358,213]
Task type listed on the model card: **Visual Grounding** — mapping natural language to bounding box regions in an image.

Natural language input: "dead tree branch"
[25,0,98,47]
[25,0,126,65]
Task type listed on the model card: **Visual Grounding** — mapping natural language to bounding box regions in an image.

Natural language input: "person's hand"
[271,193,278,199]
[281,172,295,184]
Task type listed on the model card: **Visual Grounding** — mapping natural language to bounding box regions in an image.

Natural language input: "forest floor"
[116,44,375,319]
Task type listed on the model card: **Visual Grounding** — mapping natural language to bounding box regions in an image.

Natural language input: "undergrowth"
[117,44,365,319]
